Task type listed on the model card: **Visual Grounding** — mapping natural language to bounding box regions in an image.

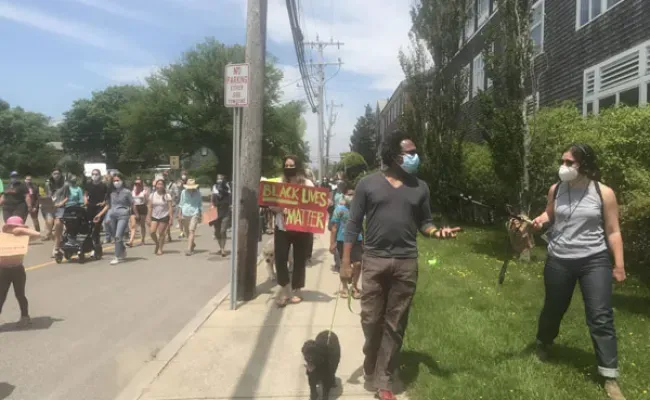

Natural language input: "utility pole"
[324,100,343,175]
[237,0,267,301]
[304,36,343,182]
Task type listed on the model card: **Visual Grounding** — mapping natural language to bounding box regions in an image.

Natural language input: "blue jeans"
[110,217,129,260]
[104,213,112,242]
[536,250,618,378]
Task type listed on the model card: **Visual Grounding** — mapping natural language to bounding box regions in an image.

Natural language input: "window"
[464,1,475,41]
[577,0,624,29]
[477,0,490,27]
[462,64,471,103]
[487,43,495,88]
[531,1,544,55]
[473,54,485,95]
[582,39,650,115]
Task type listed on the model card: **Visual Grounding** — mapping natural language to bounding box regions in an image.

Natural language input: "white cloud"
[0,1,149,58]
[66,0,162,26]
[82,63,159,84]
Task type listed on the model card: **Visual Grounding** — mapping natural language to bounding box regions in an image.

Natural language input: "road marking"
[25,228,184,272]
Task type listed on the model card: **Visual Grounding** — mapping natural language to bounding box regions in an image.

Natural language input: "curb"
[114,236,272,400]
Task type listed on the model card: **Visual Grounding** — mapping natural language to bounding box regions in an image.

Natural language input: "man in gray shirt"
[342,131,460,400]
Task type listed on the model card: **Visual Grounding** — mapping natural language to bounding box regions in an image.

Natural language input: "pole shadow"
[0,382,15,400]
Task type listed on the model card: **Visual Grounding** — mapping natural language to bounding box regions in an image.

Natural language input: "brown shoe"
[604,379,626,400]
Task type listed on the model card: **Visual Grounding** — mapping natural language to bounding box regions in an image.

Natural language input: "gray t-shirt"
[108,188,133,219]
[344,171,434,259]
[547,181,608,259]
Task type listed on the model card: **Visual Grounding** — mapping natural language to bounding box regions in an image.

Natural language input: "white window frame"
[492,0,498,13]
[530,0,544,55]
[462,64,471,104]
[576,0,625,30]
[582,39,650,116]
[473,54,485,95]
[486,43,495,88]
[477,0,490,27]
[464,1,475,42]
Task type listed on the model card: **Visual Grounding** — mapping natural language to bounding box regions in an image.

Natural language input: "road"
[0,210,261,400]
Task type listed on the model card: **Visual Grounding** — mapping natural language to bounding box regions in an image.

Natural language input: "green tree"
[478,0,534,210]
[400,0,468,215]
[263,101,310,175]
[119,38,298,177]
[0,101,60,177]
[349,104,379,168]
[59,85,145,170]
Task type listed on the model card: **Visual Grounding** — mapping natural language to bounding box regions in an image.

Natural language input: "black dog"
[302,330,341,400]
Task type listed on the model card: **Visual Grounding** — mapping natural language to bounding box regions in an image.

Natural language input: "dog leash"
[327,282,343,345]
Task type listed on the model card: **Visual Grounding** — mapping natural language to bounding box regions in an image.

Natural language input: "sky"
[0,0,413,167]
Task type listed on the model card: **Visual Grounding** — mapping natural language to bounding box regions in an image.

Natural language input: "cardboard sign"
[0,233,29,257]
[258,181,329,234]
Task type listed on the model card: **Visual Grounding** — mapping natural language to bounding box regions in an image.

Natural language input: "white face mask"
[558,165,579,182]
[113,181,123,189]
[92,174,101,182]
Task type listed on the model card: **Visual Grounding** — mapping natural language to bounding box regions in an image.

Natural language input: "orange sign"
[258,181,329,233]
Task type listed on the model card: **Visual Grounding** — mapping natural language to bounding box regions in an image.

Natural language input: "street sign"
[225,63,250,108]
[169,156,180,170]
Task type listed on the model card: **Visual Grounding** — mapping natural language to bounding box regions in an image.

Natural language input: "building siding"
[436,0,650,140]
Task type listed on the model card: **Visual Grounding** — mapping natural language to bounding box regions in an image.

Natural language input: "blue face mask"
[400,153,420,175]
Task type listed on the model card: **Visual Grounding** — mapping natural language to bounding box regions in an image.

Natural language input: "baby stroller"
[55,206,103,264]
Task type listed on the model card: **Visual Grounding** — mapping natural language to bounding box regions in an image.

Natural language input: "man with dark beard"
[341,131,460,400]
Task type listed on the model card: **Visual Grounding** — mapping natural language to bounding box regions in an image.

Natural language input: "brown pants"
[361,255,418,391]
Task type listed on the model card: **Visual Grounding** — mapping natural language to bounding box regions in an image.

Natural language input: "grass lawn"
[401,226,650,400]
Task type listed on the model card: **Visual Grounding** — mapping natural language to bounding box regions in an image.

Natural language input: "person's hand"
[532,216,546,231]
[613,266,626,283]
[329,243,336,255]
[340,255,352,280]
[283,208,289,216]
[434,227,461,239]
[93,215,101,223]
[146,217,152,226]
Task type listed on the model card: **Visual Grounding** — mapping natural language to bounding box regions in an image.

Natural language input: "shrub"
[462,104,650,283]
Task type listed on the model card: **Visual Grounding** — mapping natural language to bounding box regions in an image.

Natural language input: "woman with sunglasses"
[532,144,626,400]
[127,177,149,247]
[94,174,134,265]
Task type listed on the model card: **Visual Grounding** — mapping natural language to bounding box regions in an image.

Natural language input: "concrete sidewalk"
[119,233,410,400]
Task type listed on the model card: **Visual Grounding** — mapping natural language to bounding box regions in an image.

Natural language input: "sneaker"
[604,379,626,400]
[376,389,398,400]
[16,316,32,328]
[185,250,193,256]
[109,258,120,265]
[536,342,551,362]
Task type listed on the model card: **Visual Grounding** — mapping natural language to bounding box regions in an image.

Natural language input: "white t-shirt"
[150,192,172,219]
[132,188,148,206]
[275,179,315,231]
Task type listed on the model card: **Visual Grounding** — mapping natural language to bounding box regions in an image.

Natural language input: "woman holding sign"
[1,216,41,328]
[272,155,314,308]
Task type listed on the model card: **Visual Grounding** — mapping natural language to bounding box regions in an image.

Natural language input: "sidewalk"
[120,233,410,400]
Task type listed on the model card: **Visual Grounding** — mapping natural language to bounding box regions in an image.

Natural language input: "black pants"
[536,251,618,378]
[87,205,104,246]
[2,203,28,223]
[274,228,310,289]
[0,265,29,317]
[306,233,314,259]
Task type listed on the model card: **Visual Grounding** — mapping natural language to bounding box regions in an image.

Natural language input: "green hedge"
[461,104,650,282]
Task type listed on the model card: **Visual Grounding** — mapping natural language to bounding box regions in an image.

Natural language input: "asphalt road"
[0,210,261,400]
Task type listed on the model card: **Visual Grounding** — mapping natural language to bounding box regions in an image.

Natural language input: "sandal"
[276,296,289,308]
[290,296,303,304]
[339,289,348,299]
[352,289,361,299]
